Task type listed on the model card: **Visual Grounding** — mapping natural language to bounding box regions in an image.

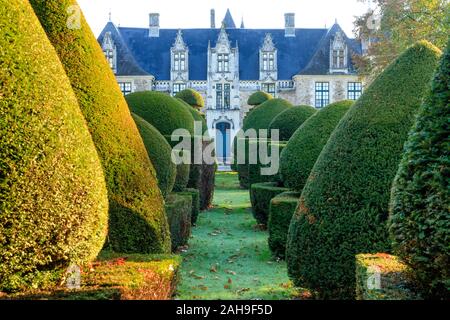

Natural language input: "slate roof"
[222,9,236,29]
[98,15,362,80]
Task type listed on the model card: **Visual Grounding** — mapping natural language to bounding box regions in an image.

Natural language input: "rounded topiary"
[286,41,442,299]
[247,91,273,106]
[175,89,205,110]
[268,105,317,141]
[30,0,170,254]
[389,41,450,299]
[243,98,293,134]
[280,101,353,191]
[177,98,208,135]
[132,113,177,199]
[0,1,108,292]
[126,91,195,136]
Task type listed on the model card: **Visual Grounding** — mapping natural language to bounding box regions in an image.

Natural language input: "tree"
[354,0,449,81]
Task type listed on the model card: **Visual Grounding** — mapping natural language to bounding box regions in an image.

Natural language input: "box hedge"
[243,98,293,134]
[30,0,170,254]
[268,105,317,141]
[389,41,450,299]
[164,136,191,192]
[177,188,200,225]
[268,192,301,259]
[247,91,273,106]
[131,113,177,199]
[0,1,108,292]
[286,41,442,299]
[250,182,290,225]
[248,140,288,186]
[280,100,353,191]
[175,88,205,110]
[165,193,192,251]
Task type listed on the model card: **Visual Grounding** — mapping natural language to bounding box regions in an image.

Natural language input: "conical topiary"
[30,0,170,254]
[389,41,450,299]
[0,0,108,292]
[280,101,353,191]
[286,41,442,299]
[132,113,177,199]
[268,105,317,141]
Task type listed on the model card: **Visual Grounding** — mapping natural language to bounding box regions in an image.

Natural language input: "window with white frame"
[119,82,132,95]
[347,82,362,100]
[218,54,229,72]
[216,83,231,109]
[315,82,329,108]
[173,83,186,95]
[262,53,275,71]
[261,83,276,96]
[173,52,186,71]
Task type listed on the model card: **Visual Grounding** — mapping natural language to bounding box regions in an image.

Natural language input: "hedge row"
[243,98,293,135]
[389,41,450,299]
[30,0,170,254]
[250,182,290,225]
[286,40,442,299]
[165,193,192,251]
[0,0,108,292]
[177,188,200,225]
[268,192,301,259]
[280,100,353,191]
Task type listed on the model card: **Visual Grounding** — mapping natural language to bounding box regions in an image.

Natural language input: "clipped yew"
[30,0,170,254]
[286,41,442,299]
[247,91,273,106]
[132,113,177,199]
[175,88,205,110]
[280,101,353,191]
[0,1,108,291]
[268,105,317,141]
[389,41,450,299]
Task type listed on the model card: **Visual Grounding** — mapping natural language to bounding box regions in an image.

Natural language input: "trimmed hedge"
[247,91,273,106]
[268,105,317,141]
[175,89,205,110]
[286,41,442,299]
[177,188,200,225]
[0,1,108,292]
[126,91,195,136]
[30,0,170,254]
[268,192,301,259]
[389,41,450,299]
[356,254,419,300]
[165,193,192,251]
[132,113,177,199]
[243,98,293,134]
[177,98,208,135]
[280,100,353,191]
[250,182,290,225]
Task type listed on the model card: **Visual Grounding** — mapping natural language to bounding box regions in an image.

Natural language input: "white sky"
[78,0,371,37]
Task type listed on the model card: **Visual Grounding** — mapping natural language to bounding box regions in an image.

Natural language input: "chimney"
[149,13,160,37]
[210,9,216,28]
[285,13,295,37]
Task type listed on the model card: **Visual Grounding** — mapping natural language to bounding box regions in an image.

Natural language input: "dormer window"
[218,54,229,72]
[259,34,277,81]
[330,31,348,72]
[262,53,275,71]
[102,31,117,73]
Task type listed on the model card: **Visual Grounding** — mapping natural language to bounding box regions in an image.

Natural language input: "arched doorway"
[215,122,231,164]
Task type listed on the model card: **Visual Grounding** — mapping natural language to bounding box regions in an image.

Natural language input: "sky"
[78,0,372,37]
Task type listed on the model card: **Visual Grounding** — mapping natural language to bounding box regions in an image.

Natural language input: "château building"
[98,9,364,162]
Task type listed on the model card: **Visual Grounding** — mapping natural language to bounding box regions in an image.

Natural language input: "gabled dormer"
[259,33,278,81]
[213,24,235,73]
[329,30,348,74]
[102,31,117,74]
[170,30,189,94]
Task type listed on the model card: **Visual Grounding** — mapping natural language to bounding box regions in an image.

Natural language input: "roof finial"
[108,9,112,22]
[335,18,338,24]
[240,16,245,29]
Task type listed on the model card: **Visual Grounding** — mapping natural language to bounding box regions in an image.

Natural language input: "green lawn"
[176,172,306,300]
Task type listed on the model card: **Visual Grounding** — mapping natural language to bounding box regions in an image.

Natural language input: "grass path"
[176,172,300,300]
